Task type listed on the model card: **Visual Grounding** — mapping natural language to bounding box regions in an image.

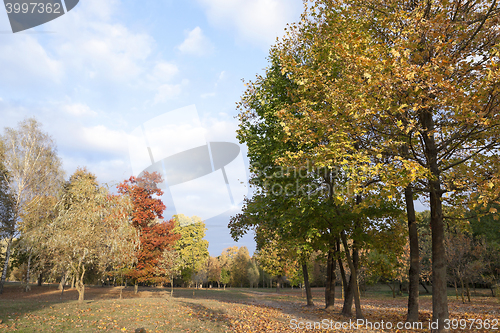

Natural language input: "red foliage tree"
[117,172,180,284]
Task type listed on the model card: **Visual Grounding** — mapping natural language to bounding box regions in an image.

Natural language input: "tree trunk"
[388,282,396,298]
[342,269,355,316]
[24,253,32,292]
[460,276,466,303]
[421,108,449,332]
[406,185,420,322]
[421,280,430,294]
[58,271,66,290]
[76,282,85,302]
[454,279,459,300]
[0,236,13,294]
[325,246,336,311]
[276,276,281,293]
[338,244,348,301]
[466,280,471,303]
[134,283,138,294]
[60,280,65,298]
[171,275,174,298]
[76,266,86,302]
[302,263,314,306]
[71,275,75,289]
[341,231,364,320]
[37,272,43,286]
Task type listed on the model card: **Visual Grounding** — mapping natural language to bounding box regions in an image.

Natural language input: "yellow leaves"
[390,49,400,57]
[406,71,416,80]
[489,207,497,214]
[363,72,372,82]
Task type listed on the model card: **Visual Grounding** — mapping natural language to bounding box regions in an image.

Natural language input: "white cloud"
[196,0,302,48]
[63,103,98,117]
[201,92,216,98]
[55,23,154,82]
[154,79,189,104]
[203,116,240,142]
[149,62,179,83]
[80,125,128,154]
[177,27,214,56]
[43,0,154,82]
[0,36,63,88]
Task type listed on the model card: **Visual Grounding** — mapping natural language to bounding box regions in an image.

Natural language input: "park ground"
[0,283,498,332]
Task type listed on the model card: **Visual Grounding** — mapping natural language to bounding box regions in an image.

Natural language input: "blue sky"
[0,0,305,256]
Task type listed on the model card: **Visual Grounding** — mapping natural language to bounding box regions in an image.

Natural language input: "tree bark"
[170,274,174,298]
[341,231,364,320]
[76,266,86,302]
[0,236,13,294]
[24,252,32,292]
[460,276,466,303]
[421,280,430,294]
[325,246,336,311]
[58,272,66,291]
[405,185,420,322]
[466,280,471,303]
[422,109,449,332]
[37,272,43,286]
[338,242,348,301]
[302,263,314,306]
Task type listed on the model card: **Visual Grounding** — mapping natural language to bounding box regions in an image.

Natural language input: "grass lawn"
[0,282,498,332]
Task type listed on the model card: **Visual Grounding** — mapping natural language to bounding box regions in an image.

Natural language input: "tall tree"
[274,1,500,330]
[0,118,63,294]
[48,168,138,302]
[231,246,251,287]
[117,172,179,285]
[0,144,15,281]
[17,194,58,291]
[172,214,209,287]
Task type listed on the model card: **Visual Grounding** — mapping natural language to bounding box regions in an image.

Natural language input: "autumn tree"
[172,214,209,287]
[273,1,500,330]
[234,39,408,316]
[468,205,500,296]
[0,145,14,281]
[230,246,252,287]
[0,118,63,294]
[206,256,222,288]
[17,195,58,291]
[47,168,138,302]
[117,172,179,286]
[218,246,238,289]
[158,248,182,297]
[247,258,260,288]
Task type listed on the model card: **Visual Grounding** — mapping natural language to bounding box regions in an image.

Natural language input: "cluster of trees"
[230,0,500,331]
[174,246,260,290]
[0,118,212,302]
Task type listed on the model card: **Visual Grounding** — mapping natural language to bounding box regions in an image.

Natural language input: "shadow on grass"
[177,300,230,324]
